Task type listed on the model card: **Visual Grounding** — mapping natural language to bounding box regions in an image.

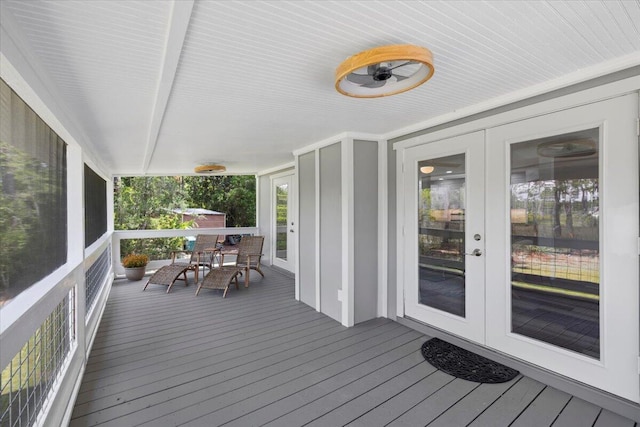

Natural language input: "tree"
[182,176,256,227]
[0,141,65,299]
[113,175,257,260]
[113,176,190,259]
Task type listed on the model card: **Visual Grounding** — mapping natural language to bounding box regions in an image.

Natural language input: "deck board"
[468,376,546,426]
[551,397,602,427]
[301,356,437,427]
[163,326,418,426]
[345,370,454,427]
[594,410,638,427]
[510,386,573,427]
[259,345,431,427]
[426,377,522,427]
[70,267,637,426]
[386,378,479,426]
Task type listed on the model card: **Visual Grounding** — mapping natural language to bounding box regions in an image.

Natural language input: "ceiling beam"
[141,0,195,174]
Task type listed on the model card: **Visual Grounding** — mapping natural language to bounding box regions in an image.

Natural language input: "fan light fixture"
[536,139,597,158]
[194,164,226,173]
[335,44,435,98]
[420,166,435,174]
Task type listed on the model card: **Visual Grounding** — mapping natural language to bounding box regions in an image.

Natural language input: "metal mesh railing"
[85,245,111,315]
[0,289,76,427]
[512,246,599,284]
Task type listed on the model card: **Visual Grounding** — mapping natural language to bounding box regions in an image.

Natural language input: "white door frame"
[484,93,639,402]
[401,130,486,344]
[396,92,639,403]
[271,171,295,272]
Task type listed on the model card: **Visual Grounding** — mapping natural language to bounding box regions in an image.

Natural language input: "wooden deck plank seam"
[244,344,439,427]
[94,284,296,332]
[76,318,341,400]
[149,331,424,427]
[342,372,458,427]
[75,318,347,405]
[427,376,526,427]
[81,316,340,384]
[87,301,320,358]
[71,320,401,423]
[87,303,319,359]
[80,314,339,384]
[71,267,636,427]
[500,385,550,427]
[105,325,417,426]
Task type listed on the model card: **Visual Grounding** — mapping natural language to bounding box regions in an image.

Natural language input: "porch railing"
[112,227,259,276]
[1,227,258,427]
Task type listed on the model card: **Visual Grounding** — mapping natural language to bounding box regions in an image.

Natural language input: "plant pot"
[124,266,146,281]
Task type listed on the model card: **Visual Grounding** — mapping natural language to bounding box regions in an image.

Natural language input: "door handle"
[466,249,482,256]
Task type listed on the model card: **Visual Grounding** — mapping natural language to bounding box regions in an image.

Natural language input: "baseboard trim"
[396,316,640,422]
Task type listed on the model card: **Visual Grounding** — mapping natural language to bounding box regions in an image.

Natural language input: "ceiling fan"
[335,45,435,98]
[345,61,419,88]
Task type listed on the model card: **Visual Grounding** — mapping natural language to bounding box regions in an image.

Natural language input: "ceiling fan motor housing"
[372,64,393,81]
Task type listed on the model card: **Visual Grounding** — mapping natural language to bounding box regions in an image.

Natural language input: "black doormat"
[421,338,519,383]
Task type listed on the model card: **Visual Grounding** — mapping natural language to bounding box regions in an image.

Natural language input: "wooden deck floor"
[70,267,636,427]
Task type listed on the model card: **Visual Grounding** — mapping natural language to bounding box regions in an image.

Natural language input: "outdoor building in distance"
[173,208,226,229]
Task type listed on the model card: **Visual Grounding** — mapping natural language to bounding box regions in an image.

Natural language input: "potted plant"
[122,253,149,281]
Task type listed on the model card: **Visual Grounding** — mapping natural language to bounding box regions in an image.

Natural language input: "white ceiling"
[1,0,639,176]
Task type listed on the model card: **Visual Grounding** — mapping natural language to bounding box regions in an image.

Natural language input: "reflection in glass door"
[403,130,485,344]
[273,174,295,272]
[485,93,639,402]
[276,182,289,261]
[418,154,466,317]
[510,129,600,358]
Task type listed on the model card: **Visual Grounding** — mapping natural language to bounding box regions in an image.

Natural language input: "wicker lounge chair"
[195,267,240,298]
[170,234,220,283]
[234,235,265,287]
[143,264,191,293]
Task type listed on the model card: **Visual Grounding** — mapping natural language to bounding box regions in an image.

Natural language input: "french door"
[403,130,486,343]
[401,94,639,402]
[272,174,295,272]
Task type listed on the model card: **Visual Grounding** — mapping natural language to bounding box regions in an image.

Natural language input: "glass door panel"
[510,129,599,358]
[273,174,295,272]
[418,154,466,317]
[485,93,639,402]
[275,182,289,262]
[403,130,485,344]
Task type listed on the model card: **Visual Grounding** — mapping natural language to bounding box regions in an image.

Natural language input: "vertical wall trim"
[342,138,355,327]
[378,139,388,318]
[294,155,300,301]
[314,149,321,312]
[106,173,114,235]
[396,146,405,318]
[70,145,86,363]
[255,174,260,231]
[268,174,275,267]
[68,142,84,268]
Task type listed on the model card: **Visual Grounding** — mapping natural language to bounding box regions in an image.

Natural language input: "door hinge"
[636,117,639,137]
[637,237,640,256]
[638,356,640,374]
